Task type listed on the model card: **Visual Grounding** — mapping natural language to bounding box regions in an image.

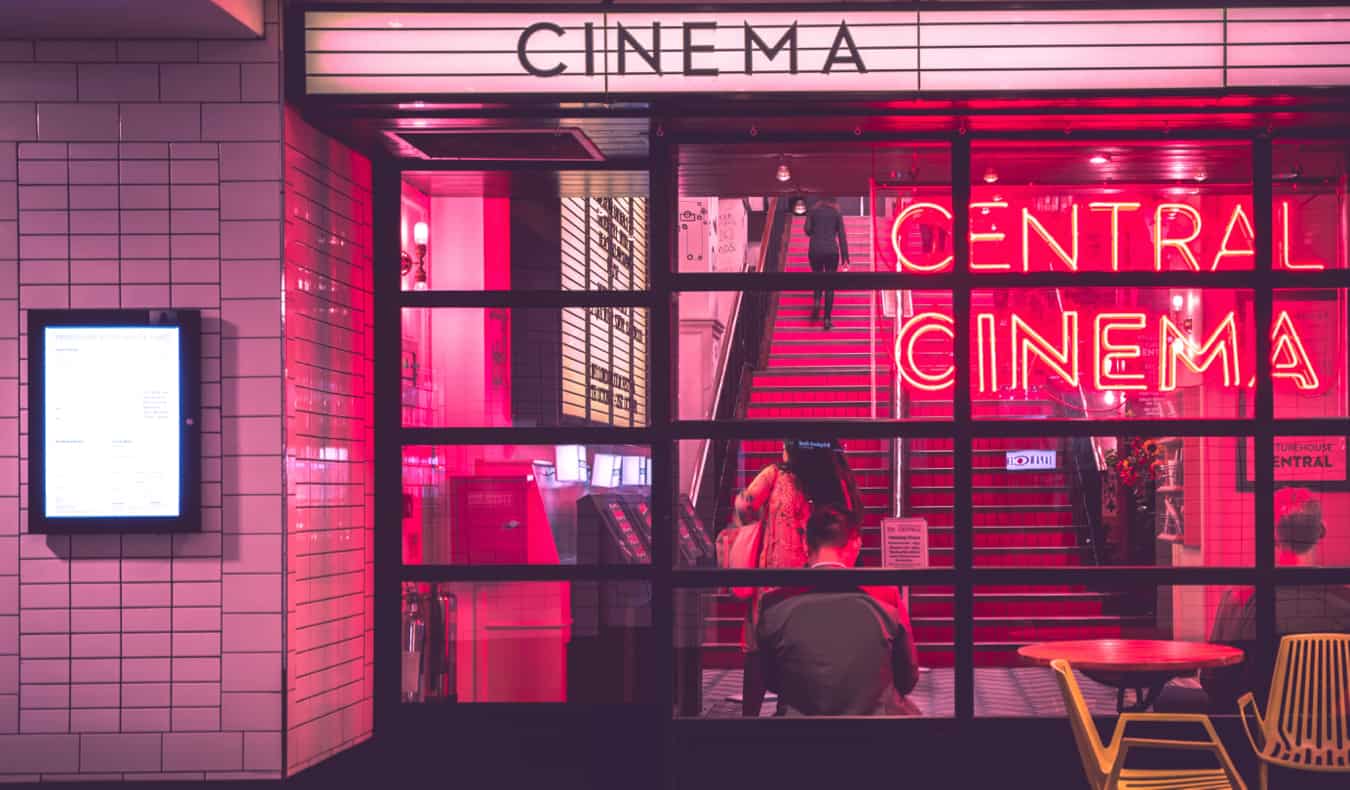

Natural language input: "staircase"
[702,216,1151,670]
[705,215,888,666]
[902,290,1151,666]
[741,215,890,558]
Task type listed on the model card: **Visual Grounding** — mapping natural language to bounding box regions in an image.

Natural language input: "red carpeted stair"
[903,290,1148,667]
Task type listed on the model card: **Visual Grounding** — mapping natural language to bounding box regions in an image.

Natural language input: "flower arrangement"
[1106,437,1167,510]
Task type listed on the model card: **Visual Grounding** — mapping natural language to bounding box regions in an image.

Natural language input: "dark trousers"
[809,252,840,321]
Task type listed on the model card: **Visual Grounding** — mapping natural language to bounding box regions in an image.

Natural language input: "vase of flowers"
[1105,437,1166,512]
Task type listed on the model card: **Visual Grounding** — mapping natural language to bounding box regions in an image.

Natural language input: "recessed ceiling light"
[1089,153,1111,165]
[982,168,999,184]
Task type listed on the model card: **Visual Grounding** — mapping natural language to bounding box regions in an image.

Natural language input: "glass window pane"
[674,585,952,718]
[678,143,951,273]
[678,290,950,422]
[973,584,1252,717]
[680,437,951,569]
[403,307,648,428]
[401,581,652,703]
[968,435,1253,567]
[398,170,648,291]
[1273,290,1347,419]
[1273,141,1349,270]
[402,444,653,566]
[966,288,1254,420]
[1265,443,1350,568]
[1274,585,1350,639]
[970,142,1252,273]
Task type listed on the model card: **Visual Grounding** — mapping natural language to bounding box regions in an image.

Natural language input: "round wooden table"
[1018,639,1245,712]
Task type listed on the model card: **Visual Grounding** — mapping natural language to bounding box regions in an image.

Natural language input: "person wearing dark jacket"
[802,197,850,329]
[756,505,922,717]
[1198,491,1350,710]
[1155,489,1350,713]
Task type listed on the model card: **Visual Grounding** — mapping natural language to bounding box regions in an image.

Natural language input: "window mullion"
[952,136,975,723]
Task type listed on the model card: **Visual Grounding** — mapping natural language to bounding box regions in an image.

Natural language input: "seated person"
[1200,490,1350,710]
[1158,489,1350,712]
[755,506,921,716]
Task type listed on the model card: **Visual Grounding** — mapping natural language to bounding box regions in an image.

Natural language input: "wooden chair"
[1238,633,1350,790]
[1051,658,1247,790]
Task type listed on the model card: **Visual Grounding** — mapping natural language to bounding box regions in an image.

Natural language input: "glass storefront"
[386,135,1349,726]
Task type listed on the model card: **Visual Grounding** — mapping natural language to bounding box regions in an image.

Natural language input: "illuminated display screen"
[561,196,649,427]
[28,310,201,533]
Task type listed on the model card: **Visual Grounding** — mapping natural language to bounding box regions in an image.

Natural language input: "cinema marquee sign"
[303,7,1350,96]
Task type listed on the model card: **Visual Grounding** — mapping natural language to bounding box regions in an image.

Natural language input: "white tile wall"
[0,0,309,780]
[282,109,374,774]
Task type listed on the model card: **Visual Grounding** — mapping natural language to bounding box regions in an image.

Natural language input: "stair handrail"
[690,197,786,519]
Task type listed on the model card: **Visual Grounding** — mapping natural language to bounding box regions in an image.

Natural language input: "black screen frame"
[26,309,202,534]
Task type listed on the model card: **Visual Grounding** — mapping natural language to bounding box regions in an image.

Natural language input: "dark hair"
[1276,498,1325,553]
[806,505,858,553]
[781,439,862,522]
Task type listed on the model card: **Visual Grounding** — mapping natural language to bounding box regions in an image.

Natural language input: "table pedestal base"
[1080,670,1181,713]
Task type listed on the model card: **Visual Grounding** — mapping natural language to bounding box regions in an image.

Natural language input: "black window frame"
[373,123,1350,746]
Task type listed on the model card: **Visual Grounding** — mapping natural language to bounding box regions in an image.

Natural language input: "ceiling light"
[982,168,999,184]
[1171,294,1184,311]
[775,159,792,183]
[1195,171,1208,182]
[1089,153,1111,165]
[791,197,807,216]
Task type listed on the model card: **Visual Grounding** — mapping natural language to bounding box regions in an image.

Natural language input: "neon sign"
[886,195,1326,273]
[896,309,1321,394]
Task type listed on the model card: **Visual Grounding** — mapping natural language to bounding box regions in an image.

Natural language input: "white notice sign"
[1006,450,1057,471]
[881,517,928,570]
[44,326,182,518]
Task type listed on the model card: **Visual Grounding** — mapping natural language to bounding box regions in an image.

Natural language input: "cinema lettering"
[884,196,1327,274]
[517,20,866,78]
[895,308,1320,395]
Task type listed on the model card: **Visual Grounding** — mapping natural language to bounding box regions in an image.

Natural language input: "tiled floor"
[699,667,1123,717]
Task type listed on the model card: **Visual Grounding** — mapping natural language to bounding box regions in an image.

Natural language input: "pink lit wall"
[282,109,374,773]
[0,3,286,780]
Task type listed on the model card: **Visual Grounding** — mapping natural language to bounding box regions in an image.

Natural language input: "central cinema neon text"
[896,309,1320,393]
[888,197,1325,273]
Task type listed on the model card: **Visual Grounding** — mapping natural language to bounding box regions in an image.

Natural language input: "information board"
[27,310,201,533]
[881,516,928,663]
[881,517,929,570]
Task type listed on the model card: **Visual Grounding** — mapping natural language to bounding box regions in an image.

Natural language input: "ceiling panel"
[402,170,649,198]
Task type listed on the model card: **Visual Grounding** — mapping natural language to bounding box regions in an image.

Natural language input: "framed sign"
[1007,450,1057,471]
[27,310,202,533]
[1238,435,1350,492]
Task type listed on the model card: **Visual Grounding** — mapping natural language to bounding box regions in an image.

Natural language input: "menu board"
[28,310,200,533]
[560,196,649,427]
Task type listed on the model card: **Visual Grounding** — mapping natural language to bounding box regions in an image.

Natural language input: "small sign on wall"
[881,516,929,671]
[881,517,928,570]
[1006,450,1057,471]
[1240,435,1350,491]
